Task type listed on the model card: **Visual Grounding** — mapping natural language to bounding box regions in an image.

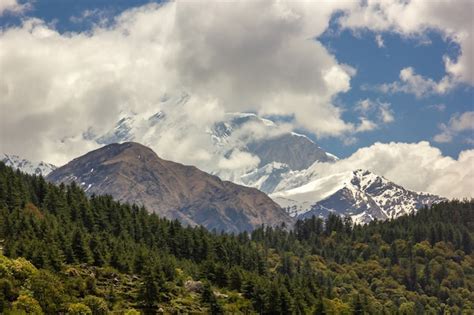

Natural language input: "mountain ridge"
[47,142,291,233]
[272,169,445,224]
[5,107,447,226]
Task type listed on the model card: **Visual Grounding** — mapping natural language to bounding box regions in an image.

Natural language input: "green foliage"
[67,302,92,315]
[0,163,473,313]
[29,270,65,314]
[201,281,223,314]
[11,295,43,314]
[138,271,160,313]
[82,296,108,315]
[123,310,140,315]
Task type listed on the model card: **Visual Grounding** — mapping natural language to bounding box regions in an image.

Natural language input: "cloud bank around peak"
[0,1,361,164]
[0,0,472,192]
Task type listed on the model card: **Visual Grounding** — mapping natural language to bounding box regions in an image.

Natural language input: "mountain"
[86,101,338,194]
[271,169,445,224]
[83,105,444,224]
[248,132,337,170]
[209,113,338,192]
[210,113,337,171]
[1,153,56,176]
[47,142,290,233]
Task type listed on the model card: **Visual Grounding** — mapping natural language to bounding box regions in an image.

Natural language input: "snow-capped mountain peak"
[271,169,445,224]
[76,100,442,225]
[2,154,56,176]
[88,103,338,194]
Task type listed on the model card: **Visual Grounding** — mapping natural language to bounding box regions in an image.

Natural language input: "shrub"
[67,302,92,315]
[12,295,43,314]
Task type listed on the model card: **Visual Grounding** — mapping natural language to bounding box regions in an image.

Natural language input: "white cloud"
[355,99,373,112]
[372,67,455,98]
[355,98,394,126]
[379,102,394,123]
[342,137,358,146]
[427,104,446,112]
[434,111,474,143]
[309,141,474,199]
[69,9,111,26]
[0,0,471,170]
[355,118,378,132]
[339,0,474,90]
[168,1,359,137]
[218,150,260,171]
[0,0,29,16]
[375,34,385,48]
[0,1,363,164]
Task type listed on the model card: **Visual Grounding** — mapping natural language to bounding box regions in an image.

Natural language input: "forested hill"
[0,163,473,314]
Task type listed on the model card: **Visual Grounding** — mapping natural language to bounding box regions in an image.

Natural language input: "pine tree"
[89,235,106,267]
[201,281,223,315]
[462,229,472,254]
[313,295,325,315]
[352,294,364,315]
[229,268,242,291]
[72,229,92,264]
[139,271,159,314]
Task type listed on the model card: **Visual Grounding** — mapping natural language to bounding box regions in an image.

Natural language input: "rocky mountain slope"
[47,142,290,233]
[272,169,445,224]
[1,153,56,176]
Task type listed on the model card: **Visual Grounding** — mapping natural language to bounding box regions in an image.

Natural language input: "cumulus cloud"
[355,98,394,127]
[224,117,293,146]
[339,0,474,90]
[427,104,446,112]
[0,0,29,16]
[375,34,385,48]
[379,102,394,123]
[218,150,260,171]
[0,0,471,182]
[309,141,474,199]
[169,1,358,138]
[69,9,112,27]
[0,1,364,164]
[371,67,455,98]
[355,118,378,132]
[434,111,474,143]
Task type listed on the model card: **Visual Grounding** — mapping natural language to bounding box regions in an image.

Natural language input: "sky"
[0,0,473,198]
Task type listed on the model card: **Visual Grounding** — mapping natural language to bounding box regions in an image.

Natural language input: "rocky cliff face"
[47,142,290,233]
